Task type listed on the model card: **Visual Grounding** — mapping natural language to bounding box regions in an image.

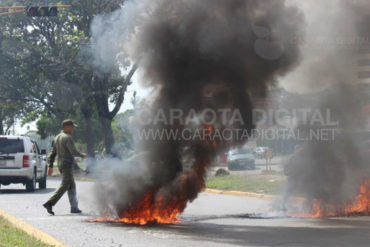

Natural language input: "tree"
[0,35,34,135]
[92,64,138,154]
[67,0,138,154]
[0,0,136,156]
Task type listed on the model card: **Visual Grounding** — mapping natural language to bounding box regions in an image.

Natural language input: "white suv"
[0,135,47,192]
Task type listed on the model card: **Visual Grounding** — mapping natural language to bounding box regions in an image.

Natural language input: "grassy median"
[206,172,286,195]
[0,216,51,247]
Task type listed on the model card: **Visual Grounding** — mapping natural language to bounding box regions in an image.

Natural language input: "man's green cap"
[62,119,77,127]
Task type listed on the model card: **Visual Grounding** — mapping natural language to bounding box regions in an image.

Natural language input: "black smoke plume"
[92,0,303,220]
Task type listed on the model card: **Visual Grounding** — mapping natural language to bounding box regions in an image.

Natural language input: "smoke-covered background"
[89,0,370,218]
[280,0,370,210]
[91,0,304,218]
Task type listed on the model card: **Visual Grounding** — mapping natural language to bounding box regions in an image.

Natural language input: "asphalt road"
[1,178,370,247]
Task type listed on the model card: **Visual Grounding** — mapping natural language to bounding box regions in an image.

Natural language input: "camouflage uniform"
[45,131,84,209]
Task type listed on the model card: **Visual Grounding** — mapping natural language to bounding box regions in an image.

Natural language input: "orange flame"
[344,179,370,216]
[93,162,208,225]
[92,191,183,225]
[92,125,216,225]
[202,124,218,147]
[119,192,183,225]
[290,179,370,218]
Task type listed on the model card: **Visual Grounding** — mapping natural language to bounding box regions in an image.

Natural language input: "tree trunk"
[0,109,3,135]
[85,115,95,157]
[5,120,13,135]
[85,115,97,173]
[99,117,114,155]
[92,64,137,156]
[80,99,97,173]
[92,76,115,155]
[81,105,96,158]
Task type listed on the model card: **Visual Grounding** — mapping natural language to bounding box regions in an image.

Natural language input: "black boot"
[43,203,55,216]
[71,208,82,214]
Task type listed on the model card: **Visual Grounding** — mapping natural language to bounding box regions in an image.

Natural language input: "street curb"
[204,188,276,199]
[0,207,68,247]
[204,189,305,201]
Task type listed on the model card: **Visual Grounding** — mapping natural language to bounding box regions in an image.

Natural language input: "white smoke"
[281,0,367,92]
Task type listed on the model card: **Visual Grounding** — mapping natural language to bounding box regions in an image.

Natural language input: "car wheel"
[39,169,47,189]
[26,172,36,192]
[227,163,235,171]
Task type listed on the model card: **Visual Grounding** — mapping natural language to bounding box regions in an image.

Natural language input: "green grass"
[206,174,286,195]
[0,216,51,247]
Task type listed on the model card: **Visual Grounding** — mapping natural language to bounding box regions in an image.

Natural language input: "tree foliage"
[0,0,136,156]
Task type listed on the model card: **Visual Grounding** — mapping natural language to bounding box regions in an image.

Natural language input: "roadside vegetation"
[206,171,287,195]
[0,216,51,247]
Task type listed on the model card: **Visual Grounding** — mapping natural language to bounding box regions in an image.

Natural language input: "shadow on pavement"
[163,221,369,246]
[54,213,92,217]
[90,215,370,247]
[0,188,55,194]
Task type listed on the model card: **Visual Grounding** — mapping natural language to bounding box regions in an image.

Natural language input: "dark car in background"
[227,146,256,170]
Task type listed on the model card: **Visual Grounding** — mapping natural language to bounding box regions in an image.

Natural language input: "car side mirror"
[40,149,47,155]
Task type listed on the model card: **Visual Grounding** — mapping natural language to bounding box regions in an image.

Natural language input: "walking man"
[43,120,87,215]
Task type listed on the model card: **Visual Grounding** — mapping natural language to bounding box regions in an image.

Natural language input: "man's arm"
[48,142,57,168]
[66,136,86,158]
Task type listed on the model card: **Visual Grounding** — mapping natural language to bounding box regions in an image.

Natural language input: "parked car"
[0,136,47,192]
[227,147,255,170]
[254,146,269,158]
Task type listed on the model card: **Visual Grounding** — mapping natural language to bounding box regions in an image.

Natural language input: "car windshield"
[0,139,24,154]
[229,148,251,155]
